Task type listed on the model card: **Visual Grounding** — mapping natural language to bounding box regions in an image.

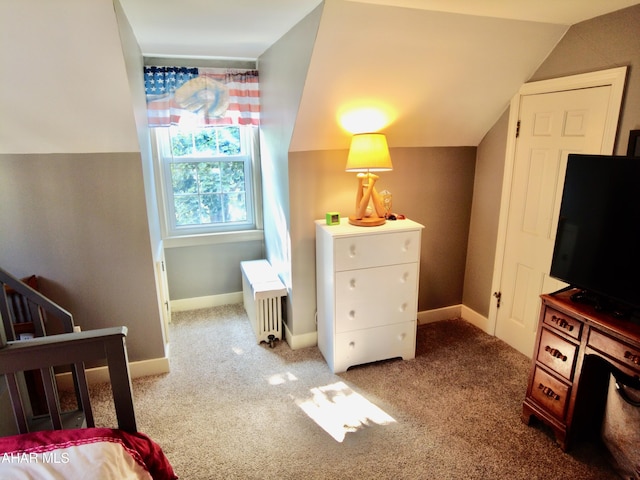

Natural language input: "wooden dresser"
[522,289,640,450]
[315,218,424,373]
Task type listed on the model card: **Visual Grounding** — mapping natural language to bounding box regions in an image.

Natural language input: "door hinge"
[493,291,502,308]
[515,120,521,138]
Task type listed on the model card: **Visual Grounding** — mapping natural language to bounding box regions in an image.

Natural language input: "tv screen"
[550,154,640,314]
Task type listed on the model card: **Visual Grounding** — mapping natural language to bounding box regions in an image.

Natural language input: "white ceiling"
[118,0,639,59]
[118,0,323,59]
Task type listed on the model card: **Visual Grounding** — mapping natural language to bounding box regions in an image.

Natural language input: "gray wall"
[463,3,640,318]
[462,111,509,315]
[289,146,476,338]
[165,241,264,299]
[0,0,165,362]
[0,153,164,362]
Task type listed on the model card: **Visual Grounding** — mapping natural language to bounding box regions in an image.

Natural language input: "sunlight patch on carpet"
[294,381,396,442]
[267,372,298,385]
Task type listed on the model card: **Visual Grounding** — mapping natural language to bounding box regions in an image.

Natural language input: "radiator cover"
[241,260,287,345]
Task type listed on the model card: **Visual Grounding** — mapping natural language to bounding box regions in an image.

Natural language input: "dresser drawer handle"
[550,315,574,332]
[538,383,560,401]
[624,351,640,366]
[349,244,356,258]
[544,345,567,362]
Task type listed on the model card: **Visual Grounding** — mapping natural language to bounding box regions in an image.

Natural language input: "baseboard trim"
[171,292,243,312]
[460,305,491,334]
[418,304,462,325]
[56,356,171,390]
[283,321,318,350]
[167,295,491,346]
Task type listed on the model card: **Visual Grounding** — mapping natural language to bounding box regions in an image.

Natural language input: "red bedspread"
[0,428,177,479]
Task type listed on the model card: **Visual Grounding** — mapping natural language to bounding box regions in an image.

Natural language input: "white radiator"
[240,260,287,347]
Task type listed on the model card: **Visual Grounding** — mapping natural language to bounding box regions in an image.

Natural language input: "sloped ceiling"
[349,0,640,24]
[291,1,568,150]
[118,0,640,149]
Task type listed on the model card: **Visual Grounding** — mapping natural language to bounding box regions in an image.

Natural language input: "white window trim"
[151,127,263,247]
[162,229,264,249]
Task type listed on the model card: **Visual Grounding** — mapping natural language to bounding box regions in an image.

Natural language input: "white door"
[492,68,626,358]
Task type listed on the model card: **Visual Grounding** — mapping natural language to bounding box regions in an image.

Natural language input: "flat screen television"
[550,153,640,317]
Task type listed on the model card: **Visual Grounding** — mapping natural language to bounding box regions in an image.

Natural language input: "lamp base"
[348,215,386,227]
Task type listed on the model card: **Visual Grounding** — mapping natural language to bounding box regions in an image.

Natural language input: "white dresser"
[315,218,424,373]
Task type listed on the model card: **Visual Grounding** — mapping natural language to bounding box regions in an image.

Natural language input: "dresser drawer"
[543,307,582,340]
[537,328,578,381]
[333,321,416,373]
[530,367,570,421]
[334,230,420,271]
[335,263,418,333]
[588,329,640,375]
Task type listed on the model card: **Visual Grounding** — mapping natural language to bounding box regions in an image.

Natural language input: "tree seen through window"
[167,126,248,228]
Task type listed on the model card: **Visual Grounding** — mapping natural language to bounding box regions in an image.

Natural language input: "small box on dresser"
[315,217,424,373]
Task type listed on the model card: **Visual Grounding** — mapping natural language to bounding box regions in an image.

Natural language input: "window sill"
[163,229,264,249]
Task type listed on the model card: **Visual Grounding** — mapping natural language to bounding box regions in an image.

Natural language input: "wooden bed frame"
[0,267,137,434]
[0,327,137,433]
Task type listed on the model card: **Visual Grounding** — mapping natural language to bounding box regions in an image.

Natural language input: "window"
[155,125,261,237]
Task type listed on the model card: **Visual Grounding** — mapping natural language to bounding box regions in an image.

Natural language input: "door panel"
[521,148,561,238]
[495,86,612,357]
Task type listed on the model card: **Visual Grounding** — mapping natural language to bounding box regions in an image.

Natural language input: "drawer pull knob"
[348,310,356,320]
[402,240,410,252]
[349,279,357,289]
[538,383,560,401]
[349,245,356,258]
[348,341,355,349]
[399,302,407,312]
[624,351,640,366]
[398,333,406,341]
[401,272,409,283]
[544,345,567,362]
[550,315,574,332]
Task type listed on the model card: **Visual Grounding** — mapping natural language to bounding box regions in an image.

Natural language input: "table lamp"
[345,133,393,226]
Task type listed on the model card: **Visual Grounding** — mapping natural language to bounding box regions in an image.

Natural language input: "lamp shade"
[345,133,393,172]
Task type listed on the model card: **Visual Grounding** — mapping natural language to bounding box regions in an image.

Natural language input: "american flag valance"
[144,66,260,127]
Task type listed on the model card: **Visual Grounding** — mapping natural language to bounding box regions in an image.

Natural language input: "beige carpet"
[86,304,618,479]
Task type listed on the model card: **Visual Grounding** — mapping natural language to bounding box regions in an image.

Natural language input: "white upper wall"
[349,0,640,24]
[0,0,140,154]
[290,0,568,151]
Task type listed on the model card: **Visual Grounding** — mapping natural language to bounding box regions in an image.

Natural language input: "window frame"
[152,125,263,242]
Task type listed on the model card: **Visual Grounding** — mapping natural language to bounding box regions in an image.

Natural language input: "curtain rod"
[144,56,256,70]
